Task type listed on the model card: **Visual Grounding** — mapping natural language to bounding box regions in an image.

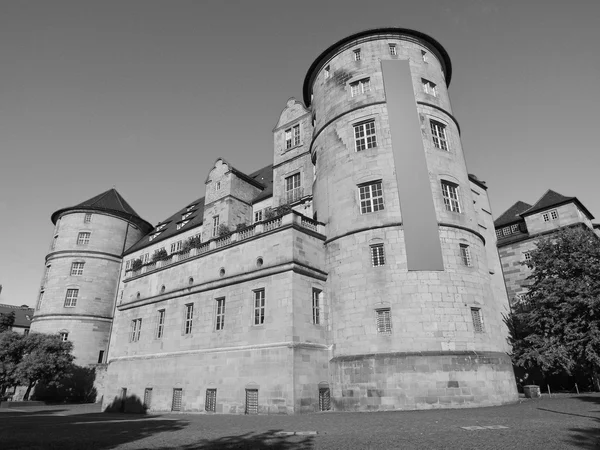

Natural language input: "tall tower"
[32,189,152,366]
[304,28,517,408]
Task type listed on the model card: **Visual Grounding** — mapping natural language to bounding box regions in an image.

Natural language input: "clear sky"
[1,0,599,306]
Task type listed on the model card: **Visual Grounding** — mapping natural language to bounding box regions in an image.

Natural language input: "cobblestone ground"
[0,394,598,449]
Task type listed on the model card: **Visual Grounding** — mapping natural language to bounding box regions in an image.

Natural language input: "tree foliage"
[0,332,74,400]
[0,311,15,332]
[506,227,600,387]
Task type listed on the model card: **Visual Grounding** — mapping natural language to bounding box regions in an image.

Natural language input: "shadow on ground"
[153,430,314,450]
[561,395,600,449]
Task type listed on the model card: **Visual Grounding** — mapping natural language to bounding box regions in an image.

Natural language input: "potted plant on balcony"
[131,258,143,272]
[152,248,168,262]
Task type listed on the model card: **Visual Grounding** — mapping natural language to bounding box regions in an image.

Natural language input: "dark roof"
[51,188,153,232]
[0,304,34,329]
[124,164,274,256]
[494,201,532,227]
[520,189,595,219]
[303,27,452,106]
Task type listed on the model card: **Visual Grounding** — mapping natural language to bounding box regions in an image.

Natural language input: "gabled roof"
[494,201,532,227]
[0,304,34,329]
[51,188,153,232]
[124,164,274,256]
[521,189,594,220]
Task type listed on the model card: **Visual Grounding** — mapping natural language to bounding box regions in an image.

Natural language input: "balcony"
[124,211,326,281]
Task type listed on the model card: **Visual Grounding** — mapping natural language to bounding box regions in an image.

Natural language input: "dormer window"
[186,204,196,212]
[156,224,166,231]
[177,220,189,230]
[182,212,192,221]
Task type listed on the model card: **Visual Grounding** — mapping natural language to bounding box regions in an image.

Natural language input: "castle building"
[34,28,518,413]
[494,190,599,305]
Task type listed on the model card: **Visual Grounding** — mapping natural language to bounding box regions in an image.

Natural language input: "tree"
[14,333,75,400]
[0,311,15,333]
[505,226,600,390]
[0,332,24,395]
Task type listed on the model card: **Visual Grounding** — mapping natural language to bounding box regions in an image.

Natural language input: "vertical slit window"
[471,308,484,333]
[312,289,321,325]
[253,289,265,326]
[156,309,165,339]
[215,298,226,331]
[184,304,193,334]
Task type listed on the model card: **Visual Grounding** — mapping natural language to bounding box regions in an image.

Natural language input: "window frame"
[205,388,217,412]
[70,261,85,276]
[253,289,265,326]
[84,213,92,223]
[156,309,165,339]
[59,332,69,341]
[460,244,472,267]
[254,209,263,223]
[184,303,194,335]
[215,297,226,331]
[285,172,302,203]
[77,232,91,245]
[354,120,377,151]
[358,181,385,214]
[422,78,438,97]
[64,288,79,307]
[389,43,397,56]
[312,288,321,325]
[130,318,142,342]
[470,307,484,333]
[370,243,385,267]
[350,78,371,97]
[353,48,361,61]
[212,216,220,237]
[441,181,461,213]
[376,308,392,335]
[430,120,448,151]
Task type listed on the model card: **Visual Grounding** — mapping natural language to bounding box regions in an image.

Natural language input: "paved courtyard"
[0,394,598,449]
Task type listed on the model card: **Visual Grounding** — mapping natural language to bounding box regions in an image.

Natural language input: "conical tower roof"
[51,188,152,232]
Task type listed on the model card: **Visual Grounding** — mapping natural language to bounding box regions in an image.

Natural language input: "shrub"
[217,224,231,237]
[131,258,143,271]
[152,248,168,262]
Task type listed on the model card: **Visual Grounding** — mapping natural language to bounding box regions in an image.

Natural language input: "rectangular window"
[216,181,221,191]
[97,350,104,364]
[245,389,258,414]
[156,309,165,339]
[172,388,183,411]
[359,181,384,214]
[471,308,484,333]
[44,264,51,281]
[84,213,92,223]
[502,226,511,236]
[285,128,292,149]
[36,291,44,310]
[511,224,519,233]
[495,229,503,239]
[144,388,152,409]
[441,181,461,213]
[285,173,302,203]
[324,65,330,79]
[212,216,220,237]
[370,243,385,267]
[184,304,193,334]
[170,241,183,253]
[253,289,265,326]
[542,212,549,222]
[551,210,559,220]
[130,318,142,342]
[354,120,377,151]
[125,259,132,270]
[293,124,300,146]
[70,262,84,276]
[422,50,428,62]
[143,253,150,264]
[77,232,91,245]
[350,78,371,97]
[524,251,531,261]
[60,332,69,341]
[353,48,361,61]
[430,120,448,150]
[254,209,263,223]
[460,244,472,267]
[215,297,226,331]
[64,289,79,307]
[389,44,397,56]
[312,288,321,325]
[205,389,217,412]
[422,78,437,97]
[376,308,392,334]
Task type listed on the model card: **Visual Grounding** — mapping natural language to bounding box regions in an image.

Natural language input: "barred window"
[471,308,484,333]
[376,308,392,334]
[430,120,448,150]
[441,181,461,213]
[460,244,472,267]
[312,288,321,325]
[205,389,217,412]
[64,289,78,307]
[215,297,226,331]
[370,244,385,267]
[359,181,384,214]
[77,232,91,245]
[130,318,142,342]
[156,310,165,339]
[70,262,84,276]
[354,120,377,151]
[184,303,193,334]
[350,78,371,97]
[253,289,265,326]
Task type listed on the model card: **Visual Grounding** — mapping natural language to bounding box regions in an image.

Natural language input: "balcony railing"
[124,211,325,280]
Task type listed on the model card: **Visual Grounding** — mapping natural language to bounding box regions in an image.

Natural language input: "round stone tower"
[304,28,517,409]
[32,189,152,366]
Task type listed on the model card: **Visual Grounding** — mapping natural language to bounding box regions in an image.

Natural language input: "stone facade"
[36,28,520,413]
